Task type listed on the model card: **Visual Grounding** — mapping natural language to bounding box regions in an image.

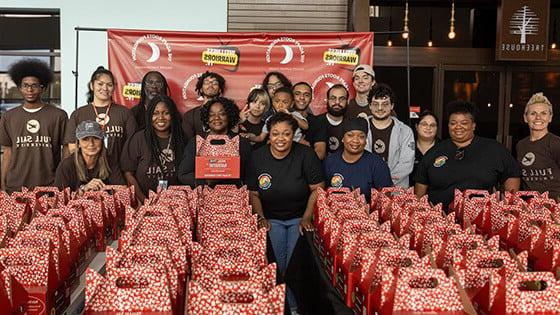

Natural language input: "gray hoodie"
[365,116,415,188]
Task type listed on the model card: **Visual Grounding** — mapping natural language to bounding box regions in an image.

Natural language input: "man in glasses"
[364,83,415,188]
[182,71,225,140]
[0,59,68,193]
[414,101,520,211]
[131,71,169,129]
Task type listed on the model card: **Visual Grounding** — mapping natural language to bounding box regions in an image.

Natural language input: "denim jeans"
[268,217,301,312]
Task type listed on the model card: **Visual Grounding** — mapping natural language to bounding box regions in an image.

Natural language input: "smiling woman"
[414,100,521,211]
[120,95,184,203]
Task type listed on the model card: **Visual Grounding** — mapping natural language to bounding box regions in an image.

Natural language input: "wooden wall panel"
[228,0,349,32]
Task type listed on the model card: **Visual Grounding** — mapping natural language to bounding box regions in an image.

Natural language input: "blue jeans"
[268,217,301,312]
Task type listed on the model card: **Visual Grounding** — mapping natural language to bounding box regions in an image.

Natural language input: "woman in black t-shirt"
[55,120,124,193]
[177,97,251,187]
[120,95,184,203]
[410,110,439,187]
[247,112,325,313]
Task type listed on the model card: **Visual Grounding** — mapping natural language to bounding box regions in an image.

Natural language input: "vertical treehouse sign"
[496,0,550,61]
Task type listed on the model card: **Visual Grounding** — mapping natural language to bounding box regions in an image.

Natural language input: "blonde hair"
[73,143,110,183]
[525,92,553,115]
[247,88,271,113]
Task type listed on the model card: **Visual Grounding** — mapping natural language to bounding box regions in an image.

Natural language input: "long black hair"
[144,95,185,168]
[200,97,240,132]
[134,71,170,128]
[262,71,292,93]
[87,66,115,103]
[8,58,53,87]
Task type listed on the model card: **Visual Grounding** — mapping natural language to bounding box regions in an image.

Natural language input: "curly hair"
[195,71,225,97]
[446,100,477,122]
[144,95,185,169]
[8,58,53,87]
[367,83,395,105]
[200,97,240,132]
[262,71,292,90]
[87,66,115,103]
[266,112,298,133]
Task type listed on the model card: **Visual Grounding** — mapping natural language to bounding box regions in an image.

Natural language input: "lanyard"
[91,103,112,130]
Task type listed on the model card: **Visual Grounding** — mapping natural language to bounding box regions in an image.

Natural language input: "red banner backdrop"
[107,29,373,114]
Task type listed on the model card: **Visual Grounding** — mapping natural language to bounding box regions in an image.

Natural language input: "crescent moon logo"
[280,45,294,64]
[146,42,161,63]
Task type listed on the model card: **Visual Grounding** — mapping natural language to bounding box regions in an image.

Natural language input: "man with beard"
[346,64,376,119]
[316,84,349,155]
[130,71,169,129]
[365,83,415,188]
[292,82,327,159]
[182,71,225,141]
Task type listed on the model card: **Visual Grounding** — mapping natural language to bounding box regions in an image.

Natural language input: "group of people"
[2,58,559,314]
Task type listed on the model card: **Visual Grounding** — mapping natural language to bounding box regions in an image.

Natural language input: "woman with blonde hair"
[55,120,124,193]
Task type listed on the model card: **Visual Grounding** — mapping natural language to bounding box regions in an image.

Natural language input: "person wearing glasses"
[410,110,439,187]
[316,84,349,155]
[177,97,251,187]
[0,59,68,193]
[262,71,292,100]
[516,92,560,200]
[414,101,521,211]
[363,83,415,188]
[131,71,170,130]
[182,71,226,141]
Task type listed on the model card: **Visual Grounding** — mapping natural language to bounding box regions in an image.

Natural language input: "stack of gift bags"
[313,186,560,315]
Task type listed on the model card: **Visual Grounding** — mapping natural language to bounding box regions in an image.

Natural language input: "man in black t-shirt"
[345,64,376,119]
[316,84,349,155]
[293,82,327,159]
[415,101,521,210]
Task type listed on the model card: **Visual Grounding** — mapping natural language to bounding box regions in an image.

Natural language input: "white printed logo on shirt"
[521,152,536,166]
[26,119,40,133]
[374,139,386,154]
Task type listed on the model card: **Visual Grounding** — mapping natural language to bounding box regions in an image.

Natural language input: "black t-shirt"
[239,119,265,149]
[370,119,393,161]
[302,112,327,147]
[316,113,345,154]
[345,98,372,119]
[248,143,324,220]
[120,130,179,196]
[415,136,521,209]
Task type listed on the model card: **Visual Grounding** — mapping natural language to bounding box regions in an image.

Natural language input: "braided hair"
[134,71,170,128]
[144,95,185,169]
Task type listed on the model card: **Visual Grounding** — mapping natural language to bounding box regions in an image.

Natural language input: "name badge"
[158,180,168,191]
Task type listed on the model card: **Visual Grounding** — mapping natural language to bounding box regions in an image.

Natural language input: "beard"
[327,104,346,117]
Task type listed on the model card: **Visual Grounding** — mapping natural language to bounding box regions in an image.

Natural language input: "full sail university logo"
[265,37,305,65]
[131,34,173,63]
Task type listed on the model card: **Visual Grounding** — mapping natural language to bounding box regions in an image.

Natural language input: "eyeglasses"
[20,83,44,90]
[419,122,437,129]
[454,147,465,161]
[146,80,163,88]
[203,80,220,86]
[266,82,283,90]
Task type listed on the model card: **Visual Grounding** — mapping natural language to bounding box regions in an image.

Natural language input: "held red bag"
[195,135,241,179]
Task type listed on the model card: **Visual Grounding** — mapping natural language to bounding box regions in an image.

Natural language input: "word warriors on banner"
[108,30,373,114]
